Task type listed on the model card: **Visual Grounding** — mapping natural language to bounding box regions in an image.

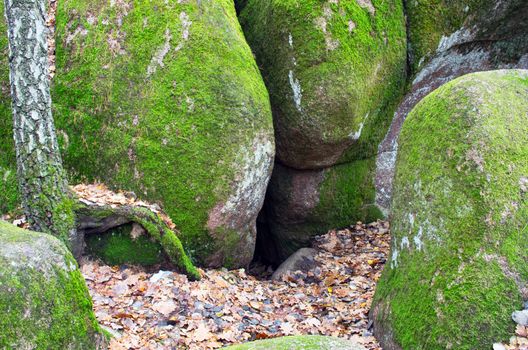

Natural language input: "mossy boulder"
[371,70,528,350]
[239,0,407,169]
[0,0,18,215]
[264,159,382,261]
[51,0,274,267]
[375,0,528,215]
[224,335,366,350]
[0,220,106,349]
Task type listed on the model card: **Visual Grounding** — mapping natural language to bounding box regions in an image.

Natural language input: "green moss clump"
[52,0,274,267]
[372,70,528,349]
[0,0,19,215]
[240,0,407,168]
[0,221,106,349]
[85,224,164,266]
[223,335,364,350]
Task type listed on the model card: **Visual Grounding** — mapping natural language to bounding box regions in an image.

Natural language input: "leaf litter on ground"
[81,220,392,350]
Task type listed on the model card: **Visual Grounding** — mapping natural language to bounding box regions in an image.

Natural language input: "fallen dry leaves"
[494,325,528,350]
[81,221,391,350]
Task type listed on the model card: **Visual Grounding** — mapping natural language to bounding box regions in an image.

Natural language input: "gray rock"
[512,310,528,326]
[272,248,318,281]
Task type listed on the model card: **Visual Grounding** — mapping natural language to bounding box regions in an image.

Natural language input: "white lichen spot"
[391,247,399,268]
[314,4,340,51]
[179,12,192,41]
[408,213,415,227]
[348,20,356,33]
[355,0,376,15]
[186,96,195,112]
[349,113,368,140]
[147,29,172,77]
[2,169,11,182]
[289,70,303,112]
[288,33,293,48]
[520,177,528,194]
[414,226,424,251]
[401,236,410,249]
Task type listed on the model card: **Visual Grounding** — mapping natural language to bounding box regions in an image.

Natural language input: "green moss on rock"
[52,0,274,267]
[224,335,365,350]
[85,224,164,266]
[240,0,407,168]
[372,70,528,350]
[0,0,19,215]
[0,220,106,349]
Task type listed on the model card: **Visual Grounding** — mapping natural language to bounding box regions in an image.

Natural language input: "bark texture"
[4,0,79,254]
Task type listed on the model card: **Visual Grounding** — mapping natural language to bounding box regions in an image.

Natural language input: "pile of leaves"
[494,325,528,350]
[81,221,391,349]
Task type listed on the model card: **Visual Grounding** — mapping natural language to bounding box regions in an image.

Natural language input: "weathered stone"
[0,220,106,349]
[223,335,366,350]
[375,0,528,214]
[372,70,528,350]
[240,0,407,169]
[47,0,275,268]
[271,248,318,281]
[264,161,381,262]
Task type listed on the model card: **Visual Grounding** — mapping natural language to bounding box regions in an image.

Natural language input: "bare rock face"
[0,221,106,349]
[262,161,381,261]
[375,0,528,215]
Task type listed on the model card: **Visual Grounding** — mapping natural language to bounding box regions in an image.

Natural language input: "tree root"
[75,202,201,281]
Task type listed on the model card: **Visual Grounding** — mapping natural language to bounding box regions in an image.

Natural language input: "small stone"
[512,310,528,326]
[493,343,507,350]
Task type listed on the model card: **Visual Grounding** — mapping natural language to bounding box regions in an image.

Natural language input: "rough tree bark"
[4,0,81,256]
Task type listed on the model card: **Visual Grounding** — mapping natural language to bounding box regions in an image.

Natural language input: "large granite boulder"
[240,0,407,169]
[371,70,528,350]
[375,0,528,214]
[47,0,275,268]
[239,0,406,261]
[0,221,106,349]
[224,335,366,350]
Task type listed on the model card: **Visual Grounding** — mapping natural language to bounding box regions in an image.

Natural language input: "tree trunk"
[4,0,80,256]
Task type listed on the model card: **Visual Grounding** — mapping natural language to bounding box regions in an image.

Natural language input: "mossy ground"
[372,70,528,349]
[0,221,106,349]
[240,0,407,166]
[52,0,273,265]
[224,335,362,350]
[85,224,164,266]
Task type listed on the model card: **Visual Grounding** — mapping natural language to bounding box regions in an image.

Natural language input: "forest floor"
[81,221,391,350]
